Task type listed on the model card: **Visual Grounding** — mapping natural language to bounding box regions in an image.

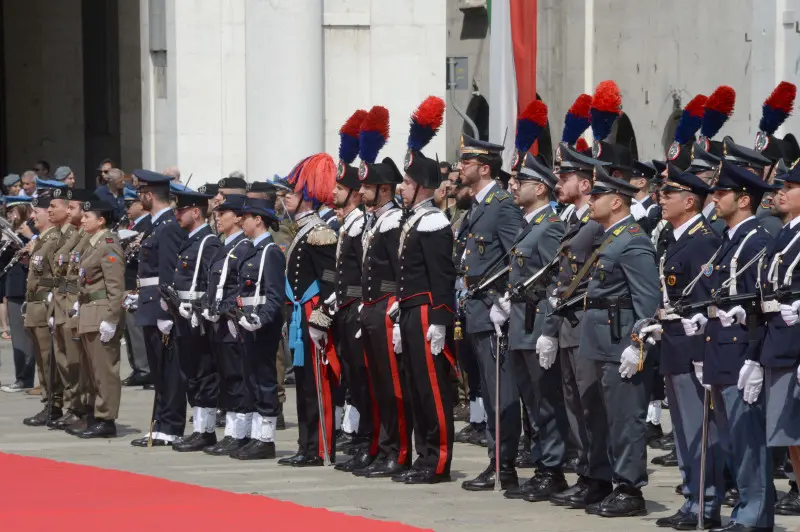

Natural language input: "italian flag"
[488,0,538,169]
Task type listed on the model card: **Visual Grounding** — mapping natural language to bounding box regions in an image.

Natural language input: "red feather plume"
[292,153,336,205]
[519,100,548,127]
[568,94,593,119]
[684,95,708,118]
[575,137,590,152]
[591,81,622,113]
[412,96,446,130]
[764,81,797,114]
[339,109,368,137]
[705,86,736,115]
[362,106,390,140]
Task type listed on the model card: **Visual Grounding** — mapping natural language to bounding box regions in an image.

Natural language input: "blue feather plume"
[590,109,617,142]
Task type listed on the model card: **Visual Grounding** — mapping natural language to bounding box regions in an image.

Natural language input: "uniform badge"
[571,263,578,274]
[702,263,713,277]
[755,130,769,153]
[511,151,520,170]
[554,144,563,165]
[667,141,680,161]
[32,255,43,272]
[105,237,114,244]
[198,185,207,194]
[78,267,85,280]
[599,271,606,281]
[478,243,485,256]
[58,254,65,267]
[336,160,346,180]
[358,161,369,181]
[53,188,63,198]
[667,274,677,286]
[404,150,414,171]
[517,256,524,267]
[695,136,711,152]
[592,140,602,159]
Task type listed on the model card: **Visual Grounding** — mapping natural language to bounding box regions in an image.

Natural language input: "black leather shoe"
[404,468,451,485]
[292,455,324,467]
[230,440,276,460]
[504,472,542,499]
[656,510,688,527]
[66,415,93,436]
[669,512,721,530]
[776,484,800,515]
[594,486,647,517]
[130,436,172,447]
[278,450,304,466]
[467,428,489,447]
[335,449,375,472]
[206,436,249,456]
[23,407,62,427]
[122,373,152,387]
[675,483,684,495]
[353,456,386,477]
[48,411,83,430]
[650,431,675,450]
[723,487,740,507]
[461,461,518,491]
[453,402,469,422]
[562,456,579,473]
[566,479,613,509]
[646,422,664,444]
[391,460,424,482]
[276,412,286,431]
[335,431,354,452]
[522,470,569,502]
[515,450,536,469]
[652,449,678,467]
[709,523,773,532]
[76,420,117,439]
[550,477,589,506]
[365,456,407,478]
[174,432,217,452]
[455,423,482,444]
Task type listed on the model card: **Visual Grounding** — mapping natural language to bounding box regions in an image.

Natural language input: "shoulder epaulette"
[627,224,643,236]
[535,213,546,224]
[490,190,510,203]
[378,209,403,233]
[347,215,365,238]
[687,220,704,235]
[416,210,450,233]
[307,224,338,246]
[581,214,590,223]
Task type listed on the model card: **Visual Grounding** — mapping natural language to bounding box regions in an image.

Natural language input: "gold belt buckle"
[707,305,719,319]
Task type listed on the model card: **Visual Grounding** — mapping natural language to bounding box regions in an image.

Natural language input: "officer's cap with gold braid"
[723,136,772,171]
[336,109,368,190]
[710,160,779,198]
[661,164,711,196]
[518,155,556,189]
[459,133,504,162]
[553,144,608,175]
[687,143,721,174]
[588,165,638,197]
[405,96,446,189]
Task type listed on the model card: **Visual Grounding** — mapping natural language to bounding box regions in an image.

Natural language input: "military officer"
[629,161,661,235]
[648,167,724,529]
[683,161,776,531]
[687,144,727,236]
[230,198,286,459]
[278,153,339,467]
[129,170,187,447]
[73,199,125,438]
[498,154,570,502]
[169,190,222,452]
[540,146,607,508]
[458,134,525,492]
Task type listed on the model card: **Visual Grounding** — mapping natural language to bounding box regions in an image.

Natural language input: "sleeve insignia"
[613,225,627,236]
[107,254,118,263]
[548,215,561,223]
[627,225,641,235]
[687,221,704,235]
[666,274,677,286]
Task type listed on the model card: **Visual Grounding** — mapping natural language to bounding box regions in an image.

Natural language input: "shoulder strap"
[560,223,628,301]
[188,233,216,297]
[254,242,276,300]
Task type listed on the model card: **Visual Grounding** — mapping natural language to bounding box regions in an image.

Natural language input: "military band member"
[278,153,339,467]
[683,161,776,531]
[73,199,125,438]
[201,194,253,455]
[500,154,569,502]
[169,190,222,452]
[458,134,525,492]
[230,198,286,460]
[129,170,187,447]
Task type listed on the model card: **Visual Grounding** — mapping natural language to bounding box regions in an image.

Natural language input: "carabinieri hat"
[588,165,639,197]
[711,160,779,198]
[512,99,548,172]
[336,109,368,190]
[358,106,400,186]
[754,81,800,164]
[404,96,446,189]
[661,164,712,196]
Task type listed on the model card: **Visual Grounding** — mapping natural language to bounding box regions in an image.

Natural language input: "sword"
[698,387,711,530]
[493,331,502,491]
[314,344,332,466]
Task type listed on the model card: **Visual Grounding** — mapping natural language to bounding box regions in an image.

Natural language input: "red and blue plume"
[339,109,367,165]
[673,94,707,145]
[408,96,445,152]
[515,100,548,154]
[759,81,796,135]
[575,137,590,153]
[590,81,622,141]
[358,106,390,164]
[561,94,592,145]
[286,153,336,206]
[701,85,736,139]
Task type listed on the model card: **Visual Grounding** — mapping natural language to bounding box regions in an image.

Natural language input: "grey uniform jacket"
[507,207,565,351]
[462,183,524,334]
[578,218,660,363]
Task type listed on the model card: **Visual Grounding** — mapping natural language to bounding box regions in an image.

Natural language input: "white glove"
[202,309,219,323]
[355,329,361,339]
[240,314,261,332]
[47,292,53,303]
[737,360,764,404]
[619,345,641,379]
[190,312,199,329]
[122,293,138,309]
[536,335,558,370]
[178,302,192,320]
[640,323,663,344]
[99,320,116,343]
[227,320,238,339]
[692,361,711,390]
[780,301,800,327]
[718,305,746,328]
[324,293,337,314]
[156,319,173,335]
[548,296,559,309]
[72,301,79,316]
[426,324,446,355]
[48,317,54,329]
[309,327,328,350]
[797,364,800,386]
[160,298,168,312]
[682,313,708,336]
[392,323,402,354]
[498,292,511,315]
[358,303,364,314]
[489,303,509,336]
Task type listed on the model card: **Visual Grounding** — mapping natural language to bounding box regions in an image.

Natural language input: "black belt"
[38,278,58,288]
[510,289,545,303]
[585,297,633,310]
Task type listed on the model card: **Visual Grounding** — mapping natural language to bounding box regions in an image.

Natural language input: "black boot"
[594,485,647,517]
[515,449,536,469]
[461,461,518,491]
[776,482,800,515]
[550,476,589,506]
[565,478,612,509]
[230,440,276,460]
[278,449,304,466]
[173,432,217,452]
[48,410,83,430]
[646,422,664,445]
[23,407,62,427]
[76,420,117,439]
[651,449,678,466]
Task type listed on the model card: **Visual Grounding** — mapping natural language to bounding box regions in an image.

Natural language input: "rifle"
[669,291,760,318]
[508,253,561,301]
[458,264,511,308]
[220,306,249,345]
[547,283,590,327]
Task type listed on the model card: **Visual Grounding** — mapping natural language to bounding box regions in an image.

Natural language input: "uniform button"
[466,250,471,255]
[557,281,561,286]
[733,337,737,342]
[705,336,710,342]
[560,267,563,272]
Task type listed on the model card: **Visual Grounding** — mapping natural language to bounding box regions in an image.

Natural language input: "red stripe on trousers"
[303,300,336,458]
[363,347,381,456]
[383,296,409,465]
[420,305,449,475]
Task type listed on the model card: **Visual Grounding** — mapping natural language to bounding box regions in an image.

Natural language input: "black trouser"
[293,330,337,460]
[458,318,481,403]
[124,310,150,377]
[243,324,281,418]
[399,304,454,475]
[650,343,666,402]
[335,303,374,445]
[469,329,519,465]
[8,297,34,387]
[212,335,252,413]
[361,297,412,462]
[142,326,186,436]
[175,320,218,408]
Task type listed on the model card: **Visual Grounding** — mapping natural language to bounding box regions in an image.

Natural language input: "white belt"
[761,300,781,314]
[657,309,681,321]
[178,290,204,301]
[240,296,266,306]
[137,277,159,287]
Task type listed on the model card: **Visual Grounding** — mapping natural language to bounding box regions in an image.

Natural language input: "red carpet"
[0,453,430,531]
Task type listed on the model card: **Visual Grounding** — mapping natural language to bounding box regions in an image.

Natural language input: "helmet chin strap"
[403,183,421,219]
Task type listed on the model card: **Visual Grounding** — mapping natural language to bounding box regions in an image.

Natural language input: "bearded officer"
[129,170,188,447]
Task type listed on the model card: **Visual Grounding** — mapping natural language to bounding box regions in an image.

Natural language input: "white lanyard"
[188,234,215,298]
[215,239,247,304]
[768,231,800,290]
[253,242,276,303]
[726,228,758,296]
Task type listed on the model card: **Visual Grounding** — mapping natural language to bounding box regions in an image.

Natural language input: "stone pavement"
[0,341,798,531]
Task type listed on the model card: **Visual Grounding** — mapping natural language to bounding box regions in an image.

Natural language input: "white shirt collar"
[702,202,716,219]
[134,214,149,225]
[474,181,496,203]
[252,231,272,246]
[604,215,632,235]
[576,203,590,219]
[188,223,209,238]
[787,214,800,229]
[524,204,550,223]
[151,206,172,223]
[224,230,244,245]
[726,215,756,239]
[672,213,702,241]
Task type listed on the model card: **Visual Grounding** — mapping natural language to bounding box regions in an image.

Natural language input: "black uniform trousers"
[211,326,252,413]
[293,327,337,460]
[175,320,218,409]
[334,303,375,446]
[142,325,186,436]
[399,304,454,475]
[243,324,281,418]
[469,330,520,465]
[457,316,481,403]
[361,296,413,463]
